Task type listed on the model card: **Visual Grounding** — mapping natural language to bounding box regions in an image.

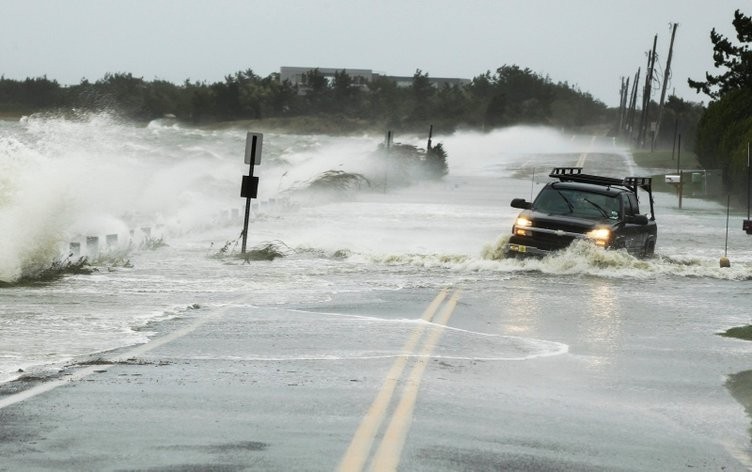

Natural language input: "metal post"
[721,194,732,267]
[678,170,683,209]
[241,134,261,254]
[747,142,750,221]
[725,194,731,257]
[241,163,253,254]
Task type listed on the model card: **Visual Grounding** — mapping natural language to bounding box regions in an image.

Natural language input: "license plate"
[511,244,527,253]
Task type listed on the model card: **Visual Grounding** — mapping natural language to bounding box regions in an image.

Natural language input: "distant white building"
[279,67,373,87]
[279,66,470,89]
[382,75,471,88]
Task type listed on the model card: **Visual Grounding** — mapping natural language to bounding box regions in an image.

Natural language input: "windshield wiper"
[555,190,574,213]
[584,198,610,218]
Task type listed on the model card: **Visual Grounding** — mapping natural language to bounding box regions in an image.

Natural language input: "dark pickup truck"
[505,167,657,258]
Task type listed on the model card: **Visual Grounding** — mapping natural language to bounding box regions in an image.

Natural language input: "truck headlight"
[586,228,611,246]
[514,217,532,236]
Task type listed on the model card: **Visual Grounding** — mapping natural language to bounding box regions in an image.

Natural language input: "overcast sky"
[1,0,749,106]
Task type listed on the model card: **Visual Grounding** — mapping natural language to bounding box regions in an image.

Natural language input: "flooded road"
[1,115,751,470]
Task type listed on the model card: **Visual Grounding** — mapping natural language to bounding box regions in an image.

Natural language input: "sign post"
[241,132,262,254]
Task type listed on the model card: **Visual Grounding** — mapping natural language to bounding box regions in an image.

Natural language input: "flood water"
[1,114,752,468]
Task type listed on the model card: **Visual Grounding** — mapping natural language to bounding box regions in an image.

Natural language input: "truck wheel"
[643,240,655,258]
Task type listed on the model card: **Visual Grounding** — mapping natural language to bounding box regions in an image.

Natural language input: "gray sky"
[1,0,749,106]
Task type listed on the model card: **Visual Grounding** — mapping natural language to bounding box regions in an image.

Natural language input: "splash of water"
[0,112,236,282]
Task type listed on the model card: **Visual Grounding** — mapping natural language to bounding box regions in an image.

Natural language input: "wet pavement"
[1,281,751,471]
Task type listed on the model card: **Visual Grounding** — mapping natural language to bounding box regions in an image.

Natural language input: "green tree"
[332,70,364,117]
[690,9,752,200]
[301,68,330,113]
[688,9,752,99]
[695,87,752,192]
[434,84,470,131]
[409,69,434,123]
[484,93,508,128]
[265,74,300,116]
[367,75,405,126]
[0,64,608,132]
[96,72,147,116]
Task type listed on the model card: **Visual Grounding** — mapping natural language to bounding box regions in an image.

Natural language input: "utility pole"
[618,77,627,133]
[622,76,630,133]
[638,35,657,148]
[653,23,678,150]
[627,68,640,138]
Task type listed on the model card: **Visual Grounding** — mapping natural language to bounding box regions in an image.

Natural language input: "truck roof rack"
[549,167,655,220]
[550,167,624,187]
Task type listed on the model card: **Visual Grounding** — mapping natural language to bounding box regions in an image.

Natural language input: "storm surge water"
[1,113,751,385]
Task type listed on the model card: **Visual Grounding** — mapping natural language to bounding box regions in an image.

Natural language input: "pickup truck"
[505,167,657,258]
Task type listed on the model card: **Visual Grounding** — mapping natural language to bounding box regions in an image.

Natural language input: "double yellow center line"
[338,288,462,472]
[575,135,597,167]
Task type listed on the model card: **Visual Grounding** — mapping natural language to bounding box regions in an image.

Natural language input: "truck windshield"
[533,187,620,220]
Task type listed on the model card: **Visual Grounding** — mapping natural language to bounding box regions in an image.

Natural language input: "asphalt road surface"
[1,279,750,471]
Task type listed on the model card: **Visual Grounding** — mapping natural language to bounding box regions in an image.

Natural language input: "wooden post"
[679,170,683,209]
[627,68,640,137]
[618,77,626,132]
[638,35,658,147]
[653,23,678,150]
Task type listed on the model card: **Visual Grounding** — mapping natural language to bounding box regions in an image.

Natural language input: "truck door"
[623,193,647,253]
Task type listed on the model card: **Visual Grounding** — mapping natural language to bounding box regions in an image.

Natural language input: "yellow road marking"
[369,290,461,472]
[337,289,448,472]
[576,135,597,167]
[576,152,587,167]
[337,288,461,472]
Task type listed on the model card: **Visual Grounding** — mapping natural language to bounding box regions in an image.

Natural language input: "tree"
[95,72,148,117]
[694,87,752,191]
[332,70,362,116]
[301,68,330,113]
[409,69,434,122]
[367,75,405,126]
[690,9,752,201]
[0,64,608,131]
[688,9,752,99]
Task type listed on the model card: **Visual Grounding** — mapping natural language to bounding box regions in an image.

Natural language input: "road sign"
[241,131,263,254]
[241,175,259,199]
[244,132,263,165]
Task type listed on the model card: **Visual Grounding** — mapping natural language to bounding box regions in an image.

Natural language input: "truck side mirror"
[626,214,649,225]
[511,198,532,209]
